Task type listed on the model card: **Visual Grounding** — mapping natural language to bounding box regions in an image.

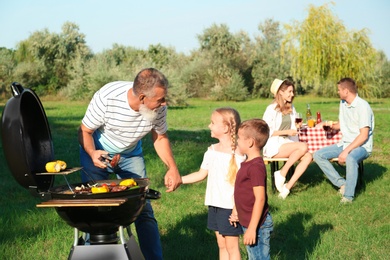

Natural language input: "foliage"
[147,44,176,69]
[196,24,251,101]
[281,3,379,98]
[0,98,389,259]
[0,48,15,98]
[374,51,390,98]
[11,61,47,95]
[251,19,291,98]
[0,3,389,102]
[172,56,212,98]
[209,68,248,101]
[198,23,242,58]
[16,22,92,94]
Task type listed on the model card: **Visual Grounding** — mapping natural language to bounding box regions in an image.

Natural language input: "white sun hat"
[270,79,285,96]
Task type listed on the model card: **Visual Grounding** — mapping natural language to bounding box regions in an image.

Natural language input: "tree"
[281,3,379,97]
[147,44,176,69]
[251,19,290,98]
[17,22,91,94]
[196,24,249,101]
[0,48,16,97]
[374,50,390,98]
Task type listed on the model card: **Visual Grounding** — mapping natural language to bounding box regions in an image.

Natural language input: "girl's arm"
[243,186,265,246]
[181,168,208,184]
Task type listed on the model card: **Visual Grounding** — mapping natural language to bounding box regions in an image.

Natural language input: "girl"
[182,107,245,260]
[262,79,312,199]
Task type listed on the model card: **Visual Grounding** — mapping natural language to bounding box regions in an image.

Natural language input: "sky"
[1,0,389,57]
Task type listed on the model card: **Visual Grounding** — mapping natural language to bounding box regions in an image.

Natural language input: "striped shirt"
[82,81,168,154]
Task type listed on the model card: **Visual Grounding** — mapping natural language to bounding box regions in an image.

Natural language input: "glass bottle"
[316,111,322,124]
[306,104,312,121]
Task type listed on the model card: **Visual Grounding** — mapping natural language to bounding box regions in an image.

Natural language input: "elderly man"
[313,77,374,204]
[78,68,182,259]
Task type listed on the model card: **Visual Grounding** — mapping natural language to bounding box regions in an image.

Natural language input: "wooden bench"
[263,157,294,193]
[264,157,364,193]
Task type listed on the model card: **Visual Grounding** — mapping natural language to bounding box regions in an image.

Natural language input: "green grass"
[0,97,389,259]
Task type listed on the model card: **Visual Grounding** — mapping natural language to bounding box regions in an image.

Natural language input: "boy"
[230,119,273,259]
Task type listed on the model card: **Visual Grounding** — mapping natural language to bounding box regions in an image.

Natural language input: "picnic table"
[298,126,341,153]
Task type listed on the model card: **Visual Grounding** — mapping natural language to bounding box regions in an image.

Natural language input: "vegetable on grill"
[45,160,67,173]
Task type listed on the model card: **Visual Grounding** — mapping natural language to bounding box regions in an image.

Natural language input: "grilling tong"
[101,154,120,168]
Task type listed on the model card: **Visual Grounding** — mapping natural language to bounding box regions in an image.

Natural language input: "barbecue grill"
[1,82,160,259]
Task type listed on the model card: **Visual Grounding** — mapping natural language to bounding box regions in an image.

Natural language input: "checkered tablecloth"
[298,127,342,153]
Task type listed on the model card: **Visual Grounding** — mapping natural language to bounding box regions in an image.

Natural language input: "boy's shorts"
[207,206,243,236]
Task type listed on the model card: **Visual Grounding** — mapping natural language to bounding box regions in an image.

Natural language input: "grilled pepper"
[91,186,110,194]
[119,179,137,187]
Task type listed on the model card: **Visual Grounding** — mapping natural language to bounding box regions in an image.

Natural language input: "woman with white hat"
[262,79,312,199]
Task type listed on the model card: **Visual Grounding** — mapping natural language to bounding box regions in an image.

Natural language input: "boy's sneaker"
[338,185,345,197]
[340,197,353,204]
[274,170,285,192]
[278,184,290,200]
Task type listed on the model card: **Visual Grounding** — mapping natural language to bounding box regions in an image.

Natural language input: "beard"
[139,104,159,122]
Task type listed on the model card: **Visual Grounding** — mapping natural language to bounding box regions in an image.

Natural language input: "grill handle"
[11,82,24,97]
[146,189,161,200]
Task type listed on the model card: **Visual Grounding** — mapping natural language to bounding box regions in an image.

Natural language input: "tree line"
[0,3,389,105]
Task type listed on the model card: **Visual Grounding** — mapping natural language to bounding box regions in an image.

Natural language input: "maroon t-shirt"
[234,157,269,228]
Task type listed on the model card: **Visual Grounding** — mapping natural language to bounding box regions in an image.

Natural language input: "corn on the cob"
[45,160,67,173]
[56,160,67,170]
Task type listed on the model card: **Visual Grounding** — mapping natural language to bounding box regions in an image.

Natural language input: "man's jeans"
[80,140,163,260]
[313,144,369,200]
[243,213,273,260]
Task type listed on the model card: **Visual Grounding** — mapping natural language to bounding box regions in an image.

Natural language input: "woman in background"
[262,79,312,199]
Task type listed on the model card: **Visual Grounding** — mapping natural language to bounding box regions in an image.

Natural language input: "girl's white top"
[200,145,246,209]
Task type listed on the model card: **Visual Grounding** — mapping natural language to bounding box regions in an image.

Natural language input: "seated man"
[313,78,374,204]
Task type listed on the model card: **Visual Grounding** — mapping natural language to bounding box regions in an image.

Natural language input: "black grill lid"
[1,82,54,192]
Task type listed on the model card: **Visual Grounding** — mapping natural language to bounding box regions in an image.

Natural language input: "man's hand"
[164,168,182,192]
[79,124,108,169]
[91,150,109,169]
[338,150,348,164]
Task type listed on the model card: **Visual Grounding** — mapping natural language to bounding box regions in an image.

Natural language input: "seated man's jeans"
[79,140,163,260]
[313,144,369,200]
[243,213,273,260]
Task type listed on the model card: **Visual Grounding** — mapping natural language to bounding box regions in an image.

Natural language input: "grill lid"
[1,82,54,193]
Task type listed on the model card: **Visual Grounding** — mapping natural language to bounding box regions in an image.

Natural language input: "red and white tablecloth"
[298,127,342,153]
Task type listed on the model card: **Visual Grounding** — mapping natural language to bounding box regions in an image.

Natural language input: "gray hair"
[133,68,168,97]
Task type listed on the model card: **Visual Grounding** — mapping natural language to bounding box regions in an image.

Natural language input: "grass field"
[0,96,389,259]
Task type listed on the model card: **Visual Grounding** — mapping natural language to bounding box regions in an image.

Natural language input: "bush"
[210,70,248,101]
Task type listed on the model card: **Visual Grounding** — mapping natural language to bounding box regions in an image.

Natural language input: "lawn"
[0,96,389,259]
